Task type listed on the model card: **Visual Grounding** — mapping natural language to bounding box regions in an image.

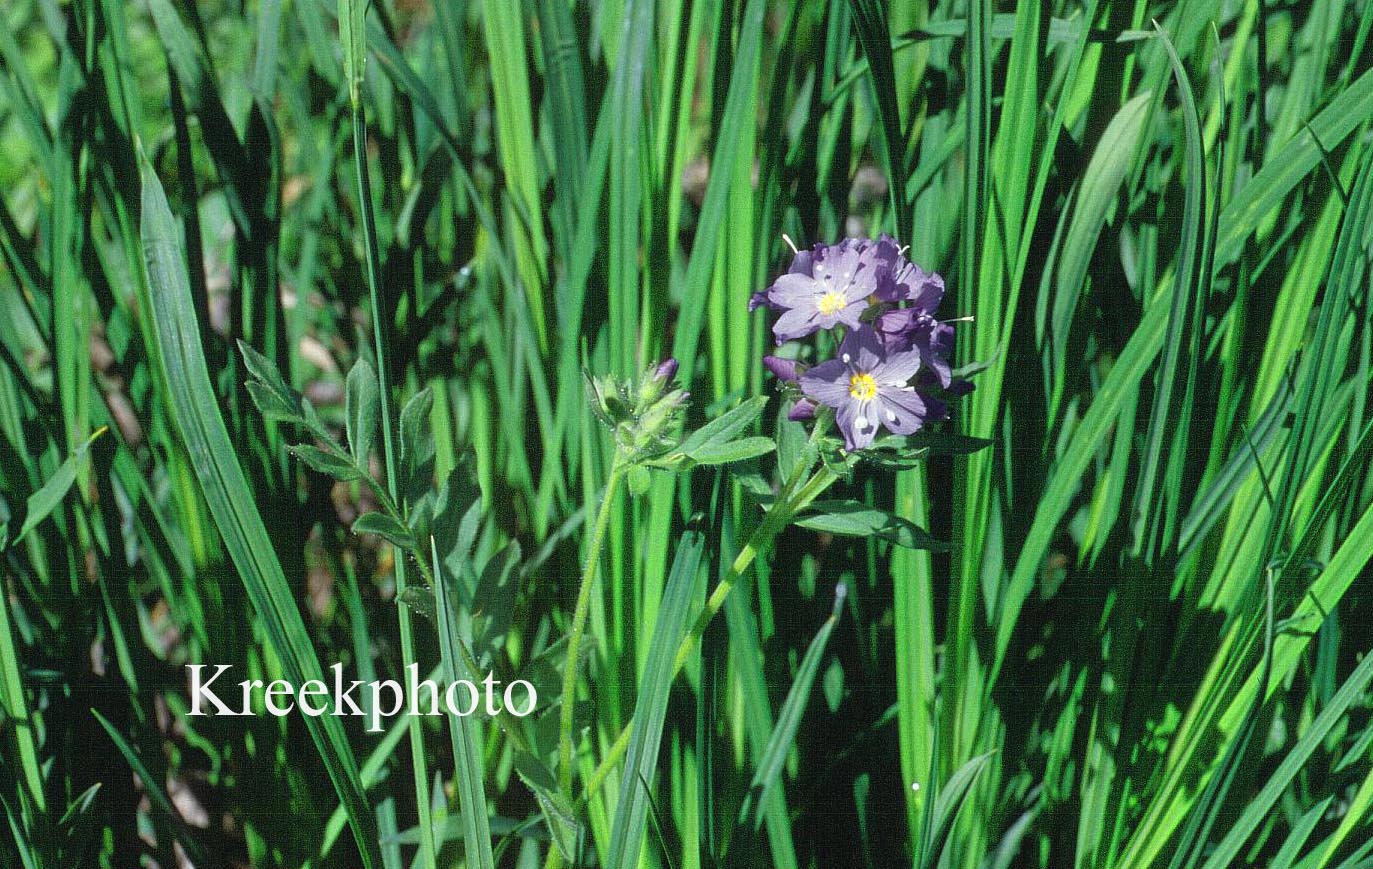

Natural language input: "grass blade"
[137,152,380,868]
[431,537,495,869]
[740,584,844,829]
[605,531,704,869]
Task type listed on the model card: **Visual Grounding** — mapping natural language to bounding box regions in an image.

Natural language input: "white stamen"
[841,353,851,363]
[782,233,800,255]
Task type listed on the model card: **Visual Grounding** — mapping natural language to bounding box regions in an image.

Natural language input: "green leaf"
[676,395,768,458]
[397,586,437,625]
[667,0,771,386]
[240,340,306,425]
[352,512,415,549]
[238,339,290,401]
[472,542,521,660]
[384,813,540,844]
[1047,91,1152,413]
[94,712,209,866]
[399,387,435,499]
[289,444,361,481]
[1215,64,1373,264]
[426,465,484,581]
[683,435,776,466]
[1201,648,1373,869]
[627,464,652,496]
[823,657,844,713]
[797,501,947,551]
[337,0,366,107]
[345,357,380,466]
[894,432,995,456]
[245,380,302,425]
[514,753,581,861]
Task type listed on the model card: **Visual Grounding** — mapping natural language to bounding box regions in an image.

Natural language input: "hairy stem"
[558,456,627,796]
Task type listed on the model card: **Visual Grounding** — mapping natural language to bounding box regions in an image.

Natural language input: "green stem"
[582,463,839,804]
[350,100,438,868]
[558,455,627,795]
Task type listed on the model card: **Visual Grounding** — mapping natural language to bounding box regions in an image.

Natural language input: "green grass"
[2,0,1373,867]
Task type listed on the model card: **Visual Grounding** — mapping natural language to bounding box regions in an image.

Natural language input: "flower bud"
[587,361,691,461]
[763,356,803,383]
[787,398,818,421]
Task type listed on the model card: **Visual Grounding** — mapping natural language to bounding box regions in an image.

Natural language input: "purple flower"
[799,326,927,451]
[877,260,945,310]
[876,308,955,388]
[759,239,887,343]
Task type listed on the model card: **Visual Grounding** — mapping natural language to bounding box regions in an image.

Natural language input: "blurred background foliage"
[1,0,1373,866]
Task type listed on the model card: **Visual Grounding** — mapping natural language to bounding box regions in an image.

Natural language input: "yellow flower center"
[848,372,877,401]
[817,290,847,316]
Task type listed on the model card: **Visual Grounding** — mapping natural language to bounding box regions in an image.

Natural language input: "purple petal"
[909,271,945,311]
[828,301,868,332]
[773,306,822,343]
[815,242,881,296]
[654,358,678,382]
[767,272,821,308]
[930,321,955,357]
[872,346,922,385]
[836,397,878,450]
[836,326,885,372]
[798,358,852,407]
[877,387,927,435]
[920,355,953,389]
[919,390,948,422]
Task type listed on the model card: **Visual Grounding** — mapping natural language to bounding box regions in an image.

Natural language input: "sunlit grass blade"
[1199,648,1373,869]
[920,751,993,869]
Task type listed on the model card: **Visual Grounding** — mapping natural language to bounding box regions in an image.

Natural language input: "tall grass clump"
[1,0,1373,867]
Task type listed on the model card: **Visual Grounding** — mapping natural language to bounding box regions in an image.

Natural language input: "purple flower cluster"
[753,236,968,451]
